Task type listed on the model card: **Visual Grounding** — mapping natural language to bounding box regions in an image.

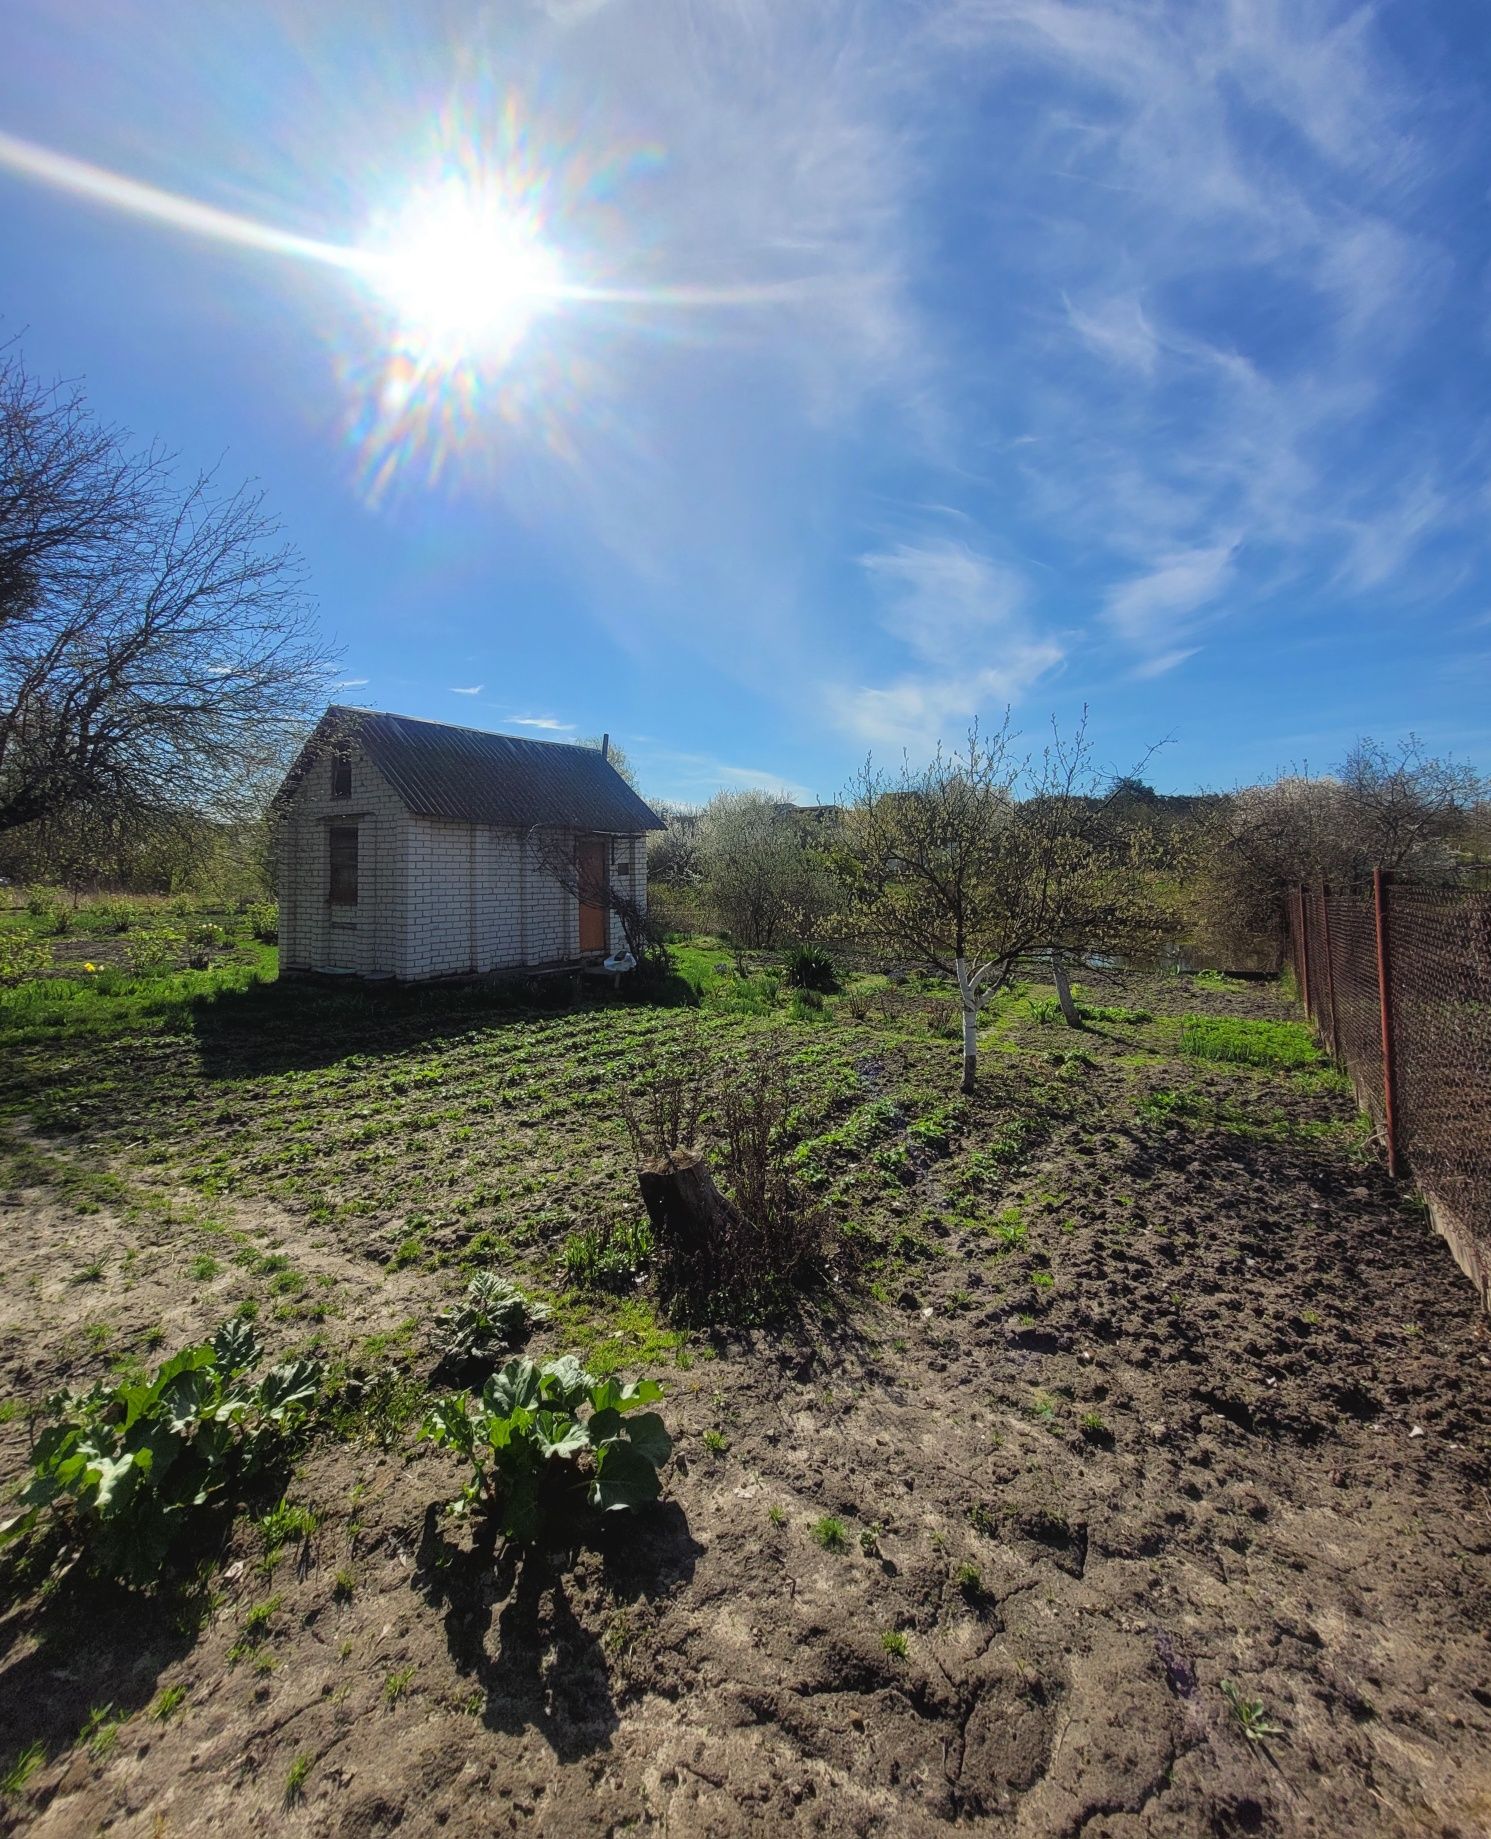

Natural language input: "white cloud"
[640,747,813,804]
[1129,647,1198,681]
[1063,291,1159,377]
[448,684,484,695]
[1104,542,1237,650]
[334,677,370,689]
[934,0,1461,665]
[505,714,576,732]
[833,537,1064,750]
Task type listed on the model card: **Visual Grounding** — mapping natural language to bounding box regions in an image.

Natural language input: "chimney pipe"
[600,732,610,762]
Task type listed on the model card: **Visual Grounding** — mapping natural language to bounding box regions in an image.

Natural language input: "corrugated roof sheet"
[281,707,664,832]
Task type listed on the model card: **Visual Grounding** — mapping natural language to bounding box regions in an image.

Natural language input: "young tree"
[844,716,1162,1093]
[0,348,335,841]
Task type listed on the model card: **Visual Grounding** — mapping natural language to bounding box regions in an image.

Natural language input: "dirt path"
[2,976,1490,1837]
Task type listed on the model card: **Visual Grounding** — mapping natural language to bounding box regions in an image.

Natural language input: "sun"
[361,178,564,362]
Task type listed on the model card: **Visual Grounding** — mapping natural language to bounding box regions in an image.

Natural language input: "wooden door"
[576,837,608,954]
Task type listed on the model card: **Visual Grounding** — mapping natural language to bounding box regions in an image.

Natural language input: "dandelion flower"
[83,962,97,973]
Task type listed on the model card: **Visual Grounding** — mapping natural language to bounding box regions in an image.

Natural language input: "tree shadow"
[0,1562,201,1788]
[414,1499,700,1762]
[187,971,686,1080]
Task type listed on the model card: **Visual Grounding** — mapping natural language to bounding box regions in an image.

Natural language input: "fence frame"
[1288,868,1489,1310]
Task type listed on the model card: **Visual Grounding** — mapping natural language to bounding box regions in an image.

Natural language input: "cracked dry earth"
[3,974,1491,1837]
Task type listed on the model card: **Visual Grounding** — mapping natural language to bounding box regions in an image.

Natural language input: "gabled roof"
[278,707,664,832]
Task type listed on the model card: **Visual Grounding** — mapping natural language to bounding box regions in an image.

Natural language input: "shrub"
[0,930,50,987]
[0,1320,320,1585]
[782,944,839,993]
[420,1355,671,1542]
[437,1273,549,1366]
[244,901,279,943]
[93,899,138,934]
[125,928,184,974]
[24,885,66,920]
[623,1041,828,1317]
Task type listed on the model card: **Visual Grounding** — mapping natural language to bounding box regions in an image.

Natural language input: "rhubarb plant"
[421,1355,671,1542]
[1,1320,320,1585]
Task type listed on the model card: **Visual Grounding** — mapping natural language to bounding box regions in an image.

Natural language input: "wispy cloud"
[1104,542,1238,656]
[931,0,1470,670]
[334,677,370,690]
[638,746,814,805]
[448,684,484,695]
[832,538,1064,749]
[505,714,576,732]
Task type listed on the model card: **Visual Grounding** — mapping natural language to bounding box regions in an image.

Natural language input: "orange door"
[576,837,608,953]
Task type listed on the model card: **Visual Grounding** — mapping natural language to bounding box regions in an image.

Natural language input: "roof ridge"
[327,705,599,752]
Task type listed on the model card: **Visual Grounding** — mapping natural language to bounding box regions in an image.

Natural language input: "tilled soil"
[2,974,1490,1837]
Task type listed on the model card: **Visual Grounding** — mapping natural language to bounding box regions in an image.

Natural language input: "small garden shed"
[274,707,663,981]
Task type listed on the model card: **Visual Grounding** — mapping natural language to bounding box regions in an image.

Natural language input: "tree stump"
[636,1147,748,1296]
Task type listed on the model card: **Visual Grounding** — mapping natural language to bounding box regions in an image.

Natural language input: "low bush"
[244,901,279,943]
[126,928,184,974]
[91,899,139,934]
[0,931,50,987]
[420,1355,671,1542]
[622,1037,828,1316]
[782,944,839,993]
[24,885,66,922]
[1,1320,320,1585]
[437,1273,549,1366]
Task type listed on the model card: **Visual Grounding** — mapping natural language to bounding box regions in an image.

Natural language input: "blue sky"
[3,0,1488,806]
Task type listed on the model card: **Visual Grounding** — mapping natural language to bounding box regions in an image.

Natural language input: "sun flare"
[361,179,564,361]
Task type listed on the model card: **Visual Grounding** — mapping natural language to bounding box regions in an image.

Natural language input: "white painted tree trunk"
[1051,950,1079,1027]
[955,956,978,1094]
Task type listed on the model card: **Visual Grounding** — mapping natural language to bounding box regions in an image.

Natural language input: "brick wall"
[278,756,653,981]
[276,744,410,977]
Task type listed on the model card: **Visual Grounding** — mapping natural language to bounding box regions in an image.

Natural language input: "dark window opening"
[329,825,359,905]
[331,753,353,799]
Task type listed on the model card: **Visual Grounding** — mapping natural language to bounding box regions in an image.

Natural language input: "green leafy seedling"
[812,1516,848,1552]
[1220,1679,1284,1743]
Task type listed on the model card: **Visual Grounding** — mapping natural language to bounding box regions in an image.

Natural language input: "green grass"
[1,1740,45,1796]
[284,1752,314,1806]
[1178,1014,1322,1070]
[812,1516,849,1552]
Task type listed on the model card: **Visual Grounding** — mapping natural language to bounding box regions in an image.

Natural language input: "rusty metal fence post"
[1373,867,1399,1179]
[1319,885,1338,1059]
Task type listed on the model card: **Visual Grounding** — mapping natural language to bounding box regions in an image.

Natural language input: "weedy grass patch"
[1179,1014,1322,1070]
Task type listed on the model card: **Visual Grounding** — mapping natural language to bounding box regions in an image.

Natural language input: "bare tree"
[0,348,336,840]
[844,715,1163,1093]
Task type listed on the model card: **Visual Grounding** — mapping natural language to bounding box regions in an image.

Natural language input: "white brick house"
[273,707,663,981]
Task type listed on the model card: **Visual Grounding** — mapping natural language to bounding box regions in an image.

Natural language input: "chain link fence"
[1287,873,1491,1307]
